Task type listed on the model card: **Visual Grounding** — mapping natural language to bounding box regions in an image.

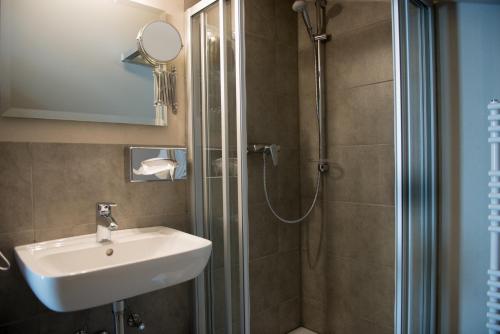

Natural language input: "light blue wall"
[437,2,500,333]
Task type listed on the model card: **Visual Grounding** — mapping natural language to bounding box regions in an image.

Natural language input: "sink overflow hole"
[106,249,114,256]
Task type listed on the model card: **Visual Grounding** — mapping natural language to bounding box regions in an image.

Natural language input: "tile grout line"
[298,144,394,156]
[329,18,392,41]
[346,79,394,90]
[29,142,35,242]
[299,198,395,208]
[325,252,395,270]
[250,247,300,264]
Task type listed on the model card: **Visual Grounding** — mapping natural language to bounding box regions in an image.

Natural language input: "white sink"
[14,226,212,312]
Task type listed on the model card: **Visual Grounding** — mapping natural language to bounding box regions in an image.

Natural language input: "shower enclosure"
[187,0,437,333]
[187,0,248,333]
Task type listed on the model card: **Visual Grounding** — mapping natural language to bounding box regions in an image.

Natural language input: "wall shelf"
[121,49,151,66]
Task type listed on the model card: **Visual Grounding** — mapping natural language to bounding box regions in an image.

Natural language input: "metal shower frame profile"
[186,0,249,333]
[392,0,437,333]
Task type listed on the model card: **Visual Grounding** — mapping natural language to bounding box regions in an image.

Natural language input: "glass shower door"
[187,1,247,333]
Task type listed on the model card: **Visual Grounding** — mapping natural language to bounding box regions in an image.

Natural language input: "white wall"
[437,2,500,333]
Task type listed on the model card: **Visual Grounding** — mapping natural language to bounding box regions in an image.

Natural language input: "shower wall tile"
[327,144,395,206]
[299,1,394,333]
[301,200,328,331]
[299,160,320,198]
[0,143,33,234]
[300,199,324,252]
[247,154,279,205]
[326,1,391,39]
[302,297,327,333]
[326,20,393,90]
[331,318,393,334]
[0,142,192,333]
[301,248,327,304]
[326,202,394,267]
[277,149,301,200]
[251,305,279,334]
[326,255,394,329]
[250,254,281,312]
[279,297,301,333]
[327,81,394,146]
[275,94,300,149]
[246,0,301,331]
[249,203,280,260]
[279,219,300,252]
[278,250,301,302]
[246,35,276,99]
[297,48,315,97]
[246,92,279,145]
[276,45,299,97]
[245,0,276,38]
[275,0,298,48]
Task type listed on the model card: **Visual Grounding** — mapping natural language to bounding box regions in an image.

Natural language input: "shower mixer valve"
[247,144,280,167]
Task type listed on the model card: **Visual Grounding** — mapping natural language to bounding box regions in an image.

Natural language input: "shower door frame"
[392,0,437,334]
[186,0,250,333]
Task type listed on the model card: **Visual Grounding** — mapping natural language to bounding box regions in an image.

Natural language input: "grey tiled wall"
[0,142,192,333]
[246,0,302,333]
[298,1,395,333]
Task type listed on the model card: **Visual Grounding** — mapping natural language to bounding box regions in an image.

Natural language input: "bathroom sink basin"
[14,226,212,312]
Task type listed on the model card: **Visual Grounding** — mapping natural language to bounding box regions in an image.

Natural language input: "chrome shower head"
[292,0,307,12]
[292,0,314,40]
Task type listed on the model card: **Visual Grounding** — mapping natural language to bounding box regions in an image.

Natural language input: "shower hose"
[261,30,325,267]
[262,44,323,225]
[262,152,324,268]
[262,152,321,224]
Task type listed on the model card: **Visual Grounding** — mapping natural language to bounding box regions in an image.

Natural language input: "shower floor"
[288,327,317,334]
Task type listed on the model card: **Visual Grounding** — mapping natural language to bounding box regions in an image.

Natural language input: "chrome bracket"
[314,34,330,41]
[318,161,329,173]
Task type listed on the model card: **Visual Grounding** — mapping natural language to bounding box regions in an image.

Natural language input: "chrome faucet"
[96,203,118,243]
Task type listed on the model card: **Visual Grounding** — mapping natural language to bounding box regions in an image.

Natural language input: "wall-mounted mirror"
[139,21,182,64]
[122,20,183,125]
[0,0,182,126]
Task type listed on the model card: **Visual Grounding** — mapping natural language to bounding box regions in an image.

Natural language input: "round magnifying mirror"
[137,21,182,65]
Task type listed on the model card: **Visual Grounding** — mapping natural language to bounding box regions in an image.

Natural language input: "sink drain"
[106,249,114,256]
